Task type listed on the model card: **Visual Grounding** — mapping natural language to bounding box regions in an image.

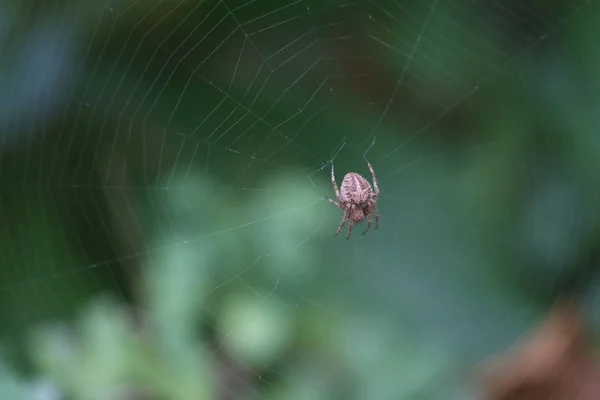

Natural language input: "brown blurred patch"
[479,299,600,400]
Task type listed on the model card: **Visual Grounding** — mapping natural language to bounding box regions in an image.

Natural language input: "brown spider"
[325,158,380,240]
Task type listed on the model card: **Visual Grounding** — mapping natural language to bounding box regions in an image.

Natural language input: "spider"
[325,158,380,240]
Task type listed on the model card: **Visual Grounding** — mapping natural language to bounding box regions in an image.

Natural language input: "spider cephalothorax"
[325,158,380,240]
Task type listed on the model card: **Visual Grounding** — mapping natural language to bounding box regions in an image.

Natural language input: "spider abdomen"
[341,173,372,204]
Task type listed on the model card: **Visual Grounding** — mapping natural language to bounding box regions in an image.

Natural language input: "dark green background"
[1,0,599,398]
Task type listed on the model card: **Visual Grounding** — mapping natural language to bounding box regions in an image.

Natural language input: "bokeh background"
[1,0,600,398]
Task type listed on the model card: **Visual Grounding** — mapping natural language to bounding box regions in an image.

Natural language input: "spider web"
[1,0,596,397]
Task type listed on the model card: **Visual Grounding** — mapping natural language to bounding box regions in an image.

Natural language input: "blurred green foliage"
[1,0,600,399]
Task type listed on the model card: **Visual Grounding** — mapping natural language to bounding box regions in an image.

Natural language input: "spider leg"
[364,157,379,197]
[324,196,341,208]
[346,221,354,240]
[374,205,380,229]
[334,214,348,237]
[362,212,372,235]
[331,163,341,199]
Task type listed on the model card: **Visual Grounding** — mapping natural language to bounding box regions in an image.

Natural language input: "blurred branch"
[480,298,600,400]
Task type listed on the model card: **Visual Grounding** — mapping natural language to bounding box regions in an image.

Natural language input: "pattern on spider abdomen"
[341,173,372,204]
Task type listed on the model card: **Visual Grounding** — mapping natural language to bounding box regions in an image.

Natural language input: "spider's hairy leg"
[331,163,341,199]
[362,212,372,235]
[334,214,348,237]
[346,221,354,240]
[364,157,379,196]
[374,205,380,229]
[324,196,341,208]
